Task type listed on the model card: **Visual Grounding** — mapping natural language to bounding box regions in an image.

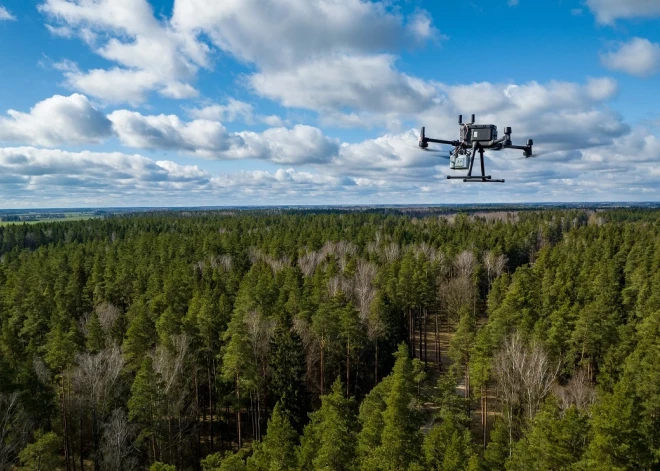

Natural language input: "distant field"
[0,212,101,226]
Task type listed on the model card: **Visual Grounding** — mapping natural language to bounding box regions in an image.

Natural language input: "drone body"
[419,114,534,182]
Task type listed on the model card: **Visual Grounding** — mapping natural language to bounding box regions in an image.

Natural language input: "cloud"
[0,6,16,21]
[109,110,338,164]
[251,54,439,118]
[3,125,660,207]
[108,110,240,152]
[0,146,230,207]
[58,65,162,105]
[586,0,660,24]
[39,0,209,103]
[406,10,444,43]
[40,0,438,104]
[0,147,361,206]
[228,125,340,164]
[189,99,255,123]
[0,94,113,146]
[171,0,436,70]
[601,38,660,77]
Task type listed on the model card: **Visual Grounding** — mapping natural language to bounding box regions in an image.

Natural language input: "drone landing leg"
[466,143,478,177]
[480,148,486,181]
[462,146,505,183]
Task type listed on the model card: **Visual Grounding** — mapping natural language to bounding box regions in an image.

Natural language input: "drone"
[418,114,534,183]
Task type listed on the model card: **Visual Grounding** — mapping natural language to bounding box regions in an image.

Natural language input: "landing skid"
[447,176,505,183]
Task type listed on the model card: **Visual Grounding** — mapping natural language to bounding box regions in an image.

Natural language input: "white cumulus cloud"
[601,38,660,77]
[586,0,660,24]
[0,94,113,146]
[0,5,16,21]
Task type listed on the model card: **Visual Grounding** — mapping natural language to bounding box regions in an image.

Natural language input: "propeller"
[507,150,554,160]
[411,145,451,159]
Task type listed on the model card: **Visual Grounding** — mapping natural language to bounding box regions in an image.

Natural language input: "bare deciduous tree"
[494,332,559,454]
[95,303,121,337]
[100,409,138,471]
[353,260,377,322]
[244,311,277,440]
[73,346,125,470]
[298,251,321,277]
[383,242,401,263]
[455,250,476,279]
[553,368,595,412]
[495,332,559,421]
[438,277,476,323]
[0,393,31,471]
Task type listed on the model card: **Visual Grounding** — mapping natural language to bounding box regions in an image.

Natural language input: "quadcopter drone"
[418,114,534,183]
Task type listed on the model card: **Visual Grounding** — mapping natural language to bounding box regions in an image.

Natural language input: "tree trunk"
[79,411,84,471]
[346,342,351,397]
[236,375,242,449]
[61,376,71,471]
[320,338,325,396]
[422,309,429,368]
[435,311,440,368]
[208,363,214,452]
[482,384,488,450]
[194,369,201,466]
[92,406,100,471]
[374,342,379,386]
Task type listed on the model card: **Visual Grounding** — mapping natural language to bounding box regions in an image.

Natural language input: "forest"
[1,208,659,470]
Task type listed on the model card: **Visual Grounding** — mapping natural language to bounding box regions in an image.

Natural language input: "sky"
[0,0,659,208]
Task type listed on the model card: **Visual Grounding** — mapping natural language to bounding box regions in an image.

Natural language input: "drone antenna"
[458,115,463,125]
[471,114,476,124]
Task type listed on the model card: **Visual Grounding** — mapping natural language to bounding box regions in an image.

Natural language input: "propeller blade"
[411,146,451,159]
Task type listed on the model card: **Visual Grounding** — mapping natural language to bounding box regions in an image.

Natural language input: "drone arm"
[425,138,460,146]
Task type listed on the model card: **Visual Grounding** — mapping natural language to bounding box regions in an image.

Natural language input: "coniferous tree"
[376,343,422,471]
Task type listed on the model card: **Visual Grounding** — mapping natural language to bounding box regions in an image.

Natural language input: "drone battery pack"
[451,154,470,170]
[469,124,497,142]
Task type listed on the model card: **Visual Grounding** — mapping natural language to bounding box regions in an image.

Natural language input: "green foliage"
[85,311,105,353]
[375,343,423,470]
[580,380,653,470]
[18,430,60,471]
[247,403,298,471]
[2,209,660,470]
[202,451,248,471]
[150,462,176,471]
[128,356,162,447]
[506,399,590,470]
[298,378,357,471]
[424,414,477,471]
[484,418,510,470]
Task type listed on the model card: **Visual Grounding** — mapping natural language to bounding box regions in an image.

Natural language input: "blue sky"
[0,0,659,207]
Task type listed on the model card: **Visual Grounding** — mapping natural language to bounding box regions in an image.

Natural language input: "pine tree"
[247,403,298,471]
[128,356,162,462]
[269,319,309,432]
[86,311,105,353]
[123,299,156,371]
[297,378,357,471]
[376,343,422,470]
[18,430,60,471]
[356,376,392,470]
